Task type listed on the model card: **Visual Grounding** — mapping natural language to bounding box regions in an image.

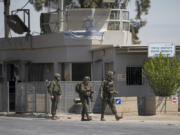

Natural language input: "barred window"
[126,66,142,85]
[122,11,129,20]
[123,22,129,31]
[108,21,120,30]
[110,10,120,20]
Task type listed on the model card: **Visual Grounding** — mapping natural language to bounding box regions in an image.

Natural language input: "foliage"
[130,0,150,44]
[29,0,72,11]
[143,53,180,96]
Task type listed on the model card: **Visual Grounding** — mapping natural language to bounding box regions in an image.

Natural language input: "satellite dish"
[7,15,30,34]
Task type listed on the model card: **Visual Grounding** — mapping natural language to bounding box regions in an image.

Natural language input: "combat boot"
[51,115,56,120]
[115,113,123,121]
[86,113,92,121]
[101,114,106,121]
[81,114,87,121]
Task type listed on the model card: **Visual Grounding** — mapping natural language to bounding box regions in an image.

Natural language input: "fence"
[1,81,180,114]
[15,81,102,113]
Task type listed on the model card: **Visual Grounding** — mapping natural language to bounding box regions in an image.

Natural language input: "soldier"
[100,71,122,121]
[48,73,62,120]
[79,76,93,121]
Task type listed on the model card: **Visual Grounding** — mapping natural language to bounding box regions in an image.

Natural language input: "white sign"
[148,42,175,57]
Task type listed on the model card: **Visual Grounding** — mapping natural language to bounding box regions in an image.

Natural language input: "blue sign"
[115,98,121,105]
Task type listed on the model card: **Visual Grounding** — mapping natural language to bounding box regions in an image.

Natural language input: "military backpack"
[75,83,81,94]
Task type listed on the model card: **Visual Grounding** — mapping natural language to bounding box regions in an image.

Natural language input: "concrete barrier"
[105,97,138,115]
[144,96,178,115]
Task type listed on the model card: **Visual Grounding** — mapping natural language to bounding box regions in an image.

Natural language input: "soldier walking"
[100,71,122,121]
[48,73,62,120]
[79,76,93,121]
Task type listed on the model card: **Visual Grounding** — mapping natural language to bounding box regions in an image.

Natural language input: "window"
[72,63,91,81]
[110,10,120,20]
[108,21,120,30]
[123,22,129,31]
[27,63,53,81]
[105,63,113,74]
[126,66,142,85]
[122,11,129,20]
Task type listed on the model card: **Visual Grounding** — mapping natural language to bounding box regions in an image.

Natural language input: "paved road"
[0,117,180,135]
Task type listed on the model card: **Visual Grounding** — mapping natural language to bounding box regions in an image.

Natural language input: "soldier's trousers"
[80,96,89,115]
[51,93,59,115]
[101,98,117,115]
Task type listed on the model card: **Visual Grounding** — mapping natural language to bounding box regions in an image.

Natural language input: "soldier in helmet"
[48,73,62,120]
[100,71,122,121]
[79,76,93,121]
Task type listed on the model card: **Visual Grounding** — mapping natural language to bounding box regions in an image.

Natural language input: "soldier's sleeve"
[80,83,87,95]
[100,81,105,97]
[58,84,62,96]
[48,81,55,96]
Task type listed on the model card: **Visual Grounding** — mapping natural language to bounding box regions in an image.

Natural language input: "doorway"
[7,64,17,112]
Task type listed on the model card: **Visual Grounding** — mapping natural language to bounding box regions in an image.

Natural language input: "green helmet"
[54,73,61,78]
[83,76,90,81]
[107,71,113,77]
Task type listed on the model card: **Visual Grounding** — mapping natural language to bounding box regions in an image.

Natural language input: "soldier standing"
[79,76,92,121]
[48,73,62,120]
[100,71,122,121]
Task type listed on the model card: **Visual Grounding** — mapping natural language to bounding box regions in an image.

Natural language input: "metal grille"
[15,81,102,113]
[126,66,142,85]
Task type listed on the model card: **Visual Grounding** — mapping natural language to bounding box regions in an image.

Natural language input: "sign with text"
[148,43,175,57]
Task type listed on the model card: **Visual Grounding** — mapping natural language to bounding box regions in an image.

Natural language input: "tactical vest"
[103,80,115,97]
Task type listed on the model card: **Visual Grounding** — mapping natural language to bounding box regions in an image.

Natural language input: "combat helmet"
[83,76,90,81]
[107,71,114,77]
[54,73,61,78]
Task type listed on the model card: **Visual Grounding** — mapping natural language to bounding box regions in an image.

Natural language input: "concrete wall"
[0,83,9,112]
[114,52,154,97]
[0,46,92,63]
[143,96,178,115]
[105,97,138,115]
[0,31,131,50]
[0,84,2,111]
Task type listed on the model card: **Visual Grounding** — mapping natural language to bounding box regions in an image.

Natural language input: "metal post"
[4,0,10,38]
[7,82,9,113]
[58,0,64,32]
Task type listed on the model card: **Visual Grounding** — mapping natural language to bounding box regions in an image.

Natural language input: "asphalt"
[1,112,180,124]
[0,114,180,135]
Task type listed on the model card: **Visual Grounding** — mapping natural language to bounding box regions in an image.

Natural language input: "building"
[0,8,179,113]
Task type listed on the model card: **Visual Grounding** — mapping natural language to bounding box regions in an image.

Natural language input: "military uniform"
[48,73,62,119]
[100,79,117,115]
[79,76,92,121]
[100,71,122,121]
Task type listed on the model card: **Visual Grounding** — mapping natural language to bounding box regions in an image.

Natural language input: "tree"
[30,0,151,44]
[143,53,180,97]
[29,0,73,11]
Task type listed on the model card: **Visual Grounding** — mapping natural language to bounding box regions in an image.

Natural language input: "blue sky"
[0,0,180,45]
